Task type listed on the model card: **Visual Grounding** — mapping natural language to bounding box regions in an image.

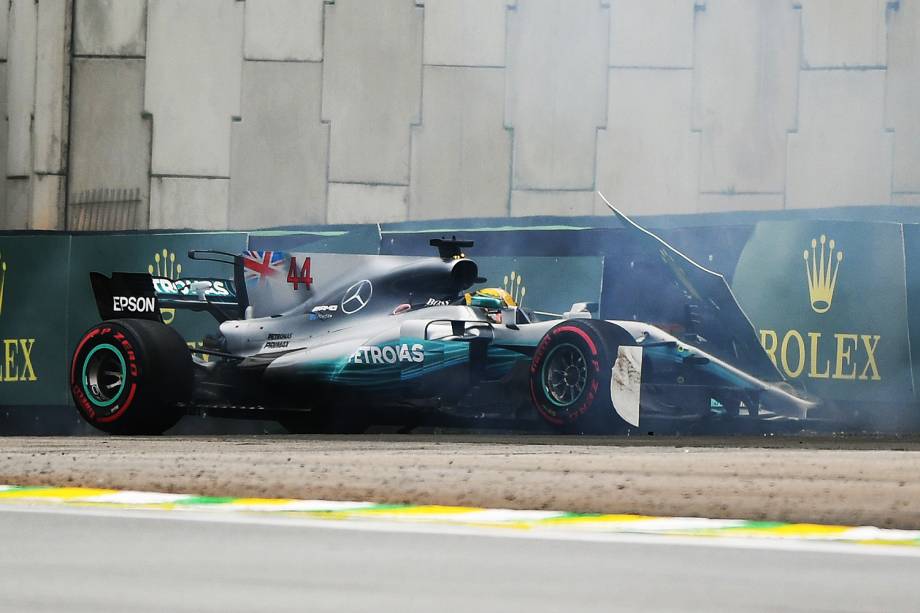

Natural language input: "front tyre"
[71,319,192,434]
[529,320,636,434]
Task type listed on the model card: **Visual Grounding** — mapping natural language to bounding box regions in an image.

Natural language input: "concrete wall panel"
[244,0,323,61]
[69,59,150,203]
[697,193,784,213]
[322,0,422,184]
[786,70,891,208]
[2,179,29,229]
[34,0,68,175]
[800,0,889,68]
[887,1,920,194]
[422,0,506,67]
[149,177,228,230]
[0,0,10,61]
[610,0,697,68]
[2,0,919,231]
[506,0,608,189]
[409,66,510,220]
[596,69,699,216]
[694,1,799,194]
[75,0,147,57]
[230,61,328,229]
[327,183,408,224]
[7,0,36,178]
[0,63,7,216]
[31,174,65,230]
[510,190,595,217]
[144,0,243,177]
[893,194,920,207]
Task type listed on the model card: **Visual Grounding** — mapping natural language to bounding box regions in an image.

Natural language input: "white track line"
[2,502,919,559]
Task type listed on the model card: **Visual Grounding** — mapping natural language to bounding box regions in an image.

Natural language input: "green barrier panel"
[732,221,912,403]
[0,235,72,406]
[473,256,604,316]
[68,233,249,365]
[248,227,380,254]
[902,224,920,399]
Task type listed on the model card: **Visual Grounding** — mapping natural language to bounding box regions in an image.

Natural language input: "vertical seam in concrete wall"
[784,1,805,211]
[63,0,75,229]
[28,0,38,227]
[230,0,245,231]
[320,0,331,222]
[405,0,424,217]
[502,0,513,216]
[690,1,703,212]
[884,1,897,207]
[142,0,153,229]
[592,0,610,193]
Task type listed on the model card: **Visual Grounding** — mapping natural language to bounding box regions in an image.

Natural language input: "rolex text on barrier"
[732,221,913,405]
[0,235,71,405]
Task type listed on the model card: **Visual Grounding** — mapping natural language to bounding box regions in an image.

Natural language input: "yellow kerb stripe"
[356,505,484,517]
[725,523,852,538]
[0,487,118,500]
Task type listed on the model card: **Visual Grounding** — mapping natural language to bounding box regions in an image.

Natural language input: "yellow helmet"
[464,287,517,309]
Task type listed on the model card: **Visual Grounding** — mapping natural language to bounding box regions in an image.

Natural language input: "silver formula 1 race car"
[71,202,812,435]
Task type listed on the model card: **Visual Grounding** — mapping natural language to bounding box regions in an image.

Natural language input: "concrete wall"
[0,0,919,230]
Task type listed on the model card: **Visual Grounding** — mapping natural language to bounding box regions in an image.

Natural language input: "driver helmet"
[464,288,516,310]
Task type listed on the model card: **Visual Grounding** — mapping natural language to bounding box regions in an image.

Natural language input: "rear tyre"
[71,319,192,434]
[529,320,636,434]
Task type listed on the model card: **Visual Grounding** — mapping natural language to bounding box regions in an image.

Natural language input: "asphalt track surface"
[3,434,920,527]
[2,505,919,613]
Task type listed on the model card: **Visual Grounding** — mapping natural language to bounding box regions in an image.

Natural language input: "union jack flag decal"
[242,250,286,285]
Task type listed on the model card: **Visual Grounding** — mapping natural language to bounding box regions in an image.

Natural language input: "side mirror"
[564,302,594,320]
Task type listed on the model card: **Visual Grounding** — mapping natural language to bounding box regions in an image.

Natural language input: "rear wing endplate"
[90,272,163,323]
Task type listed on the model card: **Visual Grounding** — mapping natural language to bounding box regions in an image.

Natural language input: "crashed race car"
[70,200,813,435]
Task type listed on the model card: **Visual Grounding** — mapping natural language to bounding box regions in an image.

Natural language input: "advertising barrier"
[474,256,604,316]
[732,221,913,405]
[248,226,381,254]
[0,235,72,406]
[902,224,920,398]
[380,224,753,281]
[3,215,920,430]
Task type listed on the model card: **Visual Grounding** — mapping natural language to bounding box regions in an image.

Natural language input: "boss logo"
[112,296,156,313]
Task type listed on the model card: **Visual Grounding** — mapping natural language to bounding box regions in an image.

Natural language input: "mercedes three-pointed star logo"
[341,279,373,315]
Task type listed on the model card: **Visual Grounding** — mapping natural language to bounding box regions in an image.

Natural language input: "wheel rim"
[81,344,127,410]
[541,342,589,408]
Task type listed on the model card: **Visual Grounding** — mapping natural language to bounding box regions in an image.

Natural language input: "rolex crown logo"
[502,270,526,307]
[0,250,7,317]
[803,234,843,314]
[148,249,182,325]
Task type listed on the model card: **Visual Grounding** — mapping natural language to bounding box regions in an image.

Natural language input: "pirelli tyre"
[529,319,637,434]
[70,319,193,435]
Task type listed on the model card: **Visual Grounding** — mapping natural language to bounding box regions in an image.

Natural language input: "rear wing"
[90,268,243,323]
